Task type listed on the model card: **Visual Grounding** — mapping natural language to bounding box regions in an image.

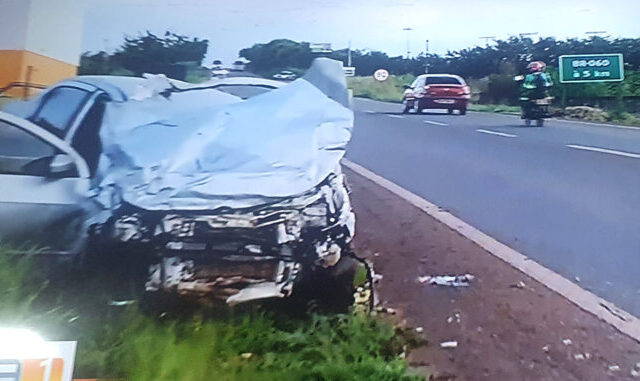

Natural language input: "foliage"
[0,249,422,381]
[79,31,209,81]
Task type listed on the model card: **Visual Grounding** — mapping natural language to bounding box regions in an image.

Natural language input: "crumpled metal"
[94,58,353,211]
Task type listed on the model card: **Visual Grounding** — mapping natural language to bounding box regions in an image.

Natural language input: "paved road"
[347,98,640,316]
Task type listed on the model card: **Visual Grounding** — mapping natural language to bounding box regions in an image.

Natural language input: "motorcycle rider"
[519,61,553,122]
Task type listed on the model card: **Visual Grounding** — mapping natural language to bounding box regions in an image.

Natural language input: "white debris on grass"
[418,274,475,287]
[562,338,572,346]
[447,312,461,324]
[542,345,550,353]
[574,353,585,360]
[609,365,620,371]
[108,300,136,306]
[631,369,640,378]
[415,327,424,333]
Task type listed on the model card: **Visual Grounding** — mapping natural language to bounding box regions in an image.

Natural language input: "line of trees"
[240,36,640,79]
[79,31,209,80]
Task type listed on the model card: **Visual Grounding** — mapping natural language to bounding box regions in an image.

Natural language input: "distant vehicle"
[211,60,224,70]
[211,68,230,78]
[232,60,247,71]
[402,74,471,115]
[272,70,298,81]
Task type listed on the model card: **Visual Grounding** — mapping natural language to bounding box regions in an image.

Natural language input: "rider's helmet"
[527,61,546,73]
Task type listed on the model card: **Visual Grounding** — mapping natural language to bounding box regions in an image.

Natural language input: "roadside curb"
[343,158,640,343]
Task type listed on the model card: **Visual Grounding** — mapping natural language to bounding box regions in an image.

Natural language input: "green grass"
[0,249,422,381]
[468,104,521,114]
[347,75,414,103]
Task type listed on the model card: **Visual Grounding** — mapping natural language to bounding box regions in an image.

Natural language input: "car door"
[0,111,91,255]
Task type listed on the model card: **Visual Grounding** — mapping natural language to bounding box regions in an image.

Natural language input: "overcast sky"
[83,0,640,65]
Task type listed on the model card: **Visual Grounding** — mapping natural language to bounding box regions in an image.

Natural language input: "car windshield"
[425,76,463,85]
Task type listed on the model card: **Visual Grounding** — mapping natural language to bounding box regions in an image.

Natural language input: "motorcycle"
[514,75,552,127]
[521,96,552,127]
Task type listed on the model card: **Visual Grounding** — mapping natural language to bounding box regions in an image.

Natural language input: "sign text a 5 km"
[559,54,624,83]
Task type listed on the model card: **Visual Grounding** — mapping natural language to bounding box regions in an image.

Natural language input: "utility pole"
[479,36,496,47]
[403,27,413,58]
[425,39,430,73]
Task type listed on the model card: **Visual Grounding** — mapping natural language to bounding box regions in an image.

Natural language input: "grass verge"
[0,249,422,381]
[347,75,414,103]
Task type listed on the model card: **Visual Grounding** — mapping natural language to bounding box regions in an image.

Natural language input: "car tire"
[459,108,467,115]
[448,109,454,115]
[536,119,545,127]
[402,103,410,114]
[525,119,532,127]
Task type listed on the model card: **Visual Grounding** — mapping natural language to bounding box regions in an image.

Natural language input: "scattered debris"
[108,300,136,307]
[609,365,620,372]
[575,276,581,283]
[241,352,253,359]
[372,273,384,283]
[510,281,527,289]
[418,274,475,287]
[542,345,550,353]
[447,313,461,324]
[440,341,458,349]
[562,338,572,346]
[415,327,424,333]
[573,353,585,361]
[67,316,79,323]
[632,369,640,378]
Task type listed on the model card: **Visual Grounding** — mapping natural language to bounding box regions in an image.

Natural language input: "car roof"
[417,74,465,80]
[57,75,283,102]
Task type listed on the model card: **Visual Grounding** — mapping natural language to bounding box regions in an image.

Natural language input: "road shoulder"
[346,166,640,380]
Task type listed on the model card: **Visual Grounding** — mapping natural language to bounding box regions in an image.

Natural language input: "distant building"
[0,0,84,97]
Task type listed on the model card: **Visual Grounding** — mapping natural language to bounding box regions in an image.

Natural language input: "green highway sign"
[559,54,624,83]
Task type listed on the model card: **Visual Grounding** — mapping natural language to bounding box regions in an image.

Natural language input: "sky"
[82,0,640,66]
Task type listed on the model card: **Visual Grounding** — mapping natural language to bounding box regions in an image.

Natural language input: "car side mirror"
[49,154,75,175]
[403,84,412,90]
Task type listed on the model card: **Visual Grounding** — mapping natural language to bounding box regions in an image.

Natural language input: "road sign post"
[558,54,624,83]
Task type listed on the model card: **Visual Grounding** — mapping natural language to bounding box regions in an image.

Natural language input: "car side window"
[0,120,76,177]
[31,87,90,136]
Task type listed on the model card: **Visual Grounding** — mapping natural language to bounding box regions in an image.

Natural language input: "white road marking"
[424,120,448,126]
[566,144,640,158]
[476,129,517,138]
[387,114,405,119]
[364,110,376,114]
[554,118,640,131]
[342,158,640,343]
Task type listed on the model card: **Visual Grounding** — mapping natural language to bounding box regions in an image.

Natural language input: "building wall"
[0,0,84,94]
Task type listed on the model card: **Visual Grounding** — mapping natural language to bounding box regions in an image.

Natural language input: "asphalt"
[346,97,640,316]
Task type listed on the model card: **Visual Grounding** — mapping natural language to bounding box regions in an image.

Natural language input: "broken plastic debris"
[562,338,572,346]
[631,369,640,378]
[108,300,136,306]
[68,316,79,323]
[415,327,424,333]
[440,341,458,349]
[418,274,475,287]
[609,365,620,371]
[241,353,253,359]
[510,281,526,289]
[573,353,585,361]
[575,276,581,282]
[542,345,550,353]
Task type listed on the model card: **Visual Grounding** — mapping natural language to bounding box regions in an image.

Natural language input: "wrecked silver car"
[0,58,357,305]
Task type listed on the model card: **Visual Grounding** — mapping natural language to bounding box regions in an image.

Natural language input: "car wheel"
[536,119,545,127]
[459,108,467,115]
[402,102,410,114]
[448,109,454,115]
[525,119,532,127]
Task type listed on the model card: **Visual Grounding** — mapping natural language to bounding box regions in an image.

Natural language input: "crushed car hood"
[95,58,353,211]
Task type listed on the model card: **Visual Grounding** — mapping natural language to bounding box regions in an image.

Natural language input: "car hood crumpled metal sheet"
[94,58,353,211]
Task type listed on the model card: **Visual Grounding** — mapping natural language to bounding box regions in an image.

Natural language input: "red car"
[402,74,471,115]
